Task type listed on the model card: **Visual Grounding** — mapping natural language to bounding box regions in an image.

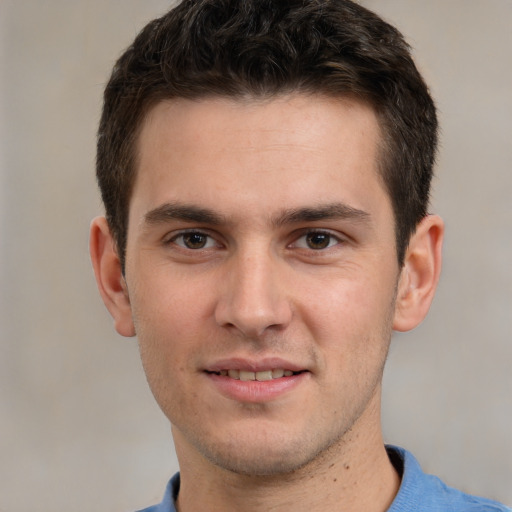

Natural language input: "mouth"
[205,369,304,381]
[203,358,309,402]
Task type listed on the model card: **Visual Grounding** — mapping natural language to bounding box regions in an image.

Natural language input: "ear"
[393,214,444,332]
[89,216,136,337]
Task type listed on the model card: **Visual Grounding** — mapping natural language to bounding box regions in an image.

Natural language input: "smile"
[205,367,308,403]
[211,369,297,381]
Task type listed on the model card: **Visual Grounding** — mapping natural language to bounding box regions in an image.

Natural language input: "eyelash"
[166,230,220,250]
[291,230,343,251]
[165,229,344,252]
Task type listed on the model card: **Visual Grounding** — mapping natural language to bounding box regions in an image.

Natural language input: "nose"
[214,248,292,338]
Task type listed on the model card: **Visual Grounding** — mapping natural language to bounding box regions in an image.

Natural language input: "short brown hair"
[97,0,438,269]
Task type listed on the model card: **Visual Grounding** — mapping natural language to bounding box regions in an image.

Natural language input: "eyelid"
[162,227,347,251]
[289,228,346,250]
[164,228,222,249]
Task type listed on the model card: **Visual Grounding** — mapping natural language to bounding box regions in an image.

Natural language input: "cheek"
[129,270,222,392]
[132,268,214,334]
[297,269,397,375]
[301,271,395,331]
[131,290,198,421]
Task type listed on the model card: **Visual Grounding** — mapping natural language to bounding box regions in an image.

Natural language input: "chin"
[206,450,313,477]
[195,428,341,477]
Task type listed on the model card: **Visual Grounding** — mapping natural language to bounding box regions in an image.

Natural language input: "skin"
[90,94,443,511]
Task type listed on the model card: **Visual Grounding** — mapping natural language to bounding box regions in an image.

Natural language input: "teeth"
[256,370,273,381]
[219,369,295,380]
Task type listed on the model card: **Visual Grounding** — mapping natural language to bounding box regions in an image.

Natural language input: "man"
[89,1,510,511]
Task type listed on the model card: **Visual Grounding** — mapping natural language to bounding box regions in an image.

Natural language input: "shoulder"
[387,446,511,512]
[135,473,180,512]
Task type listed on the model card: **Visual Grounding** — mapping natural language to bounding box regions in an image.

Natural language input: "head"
[91,0,444,479]
[96,0,438,271]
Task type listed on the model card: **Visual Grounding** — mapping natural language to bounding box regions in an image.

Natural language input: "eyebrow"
[271,203,371,227]
[144,202,226,226]
[143,201,371,228]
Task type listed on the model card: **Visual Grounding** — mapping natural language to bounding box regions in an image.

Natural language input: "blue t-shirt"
[137,446,510,511]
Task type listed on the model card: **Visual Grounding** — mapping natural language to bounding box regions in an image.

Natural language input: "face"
[124,95,401,475]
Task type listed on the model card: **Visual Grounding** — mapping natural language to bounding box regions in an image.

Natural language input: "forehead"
[131,94,388,222]
[138,94,381,156]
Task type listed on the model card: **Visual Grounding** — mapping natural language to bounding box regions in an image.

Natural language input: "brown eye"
[171,231,216,250]
[182,232,208,249]
[305,232,332,250]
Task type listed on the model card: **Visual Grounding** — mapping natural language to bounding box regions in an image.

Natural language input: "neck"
[174,402,400,512]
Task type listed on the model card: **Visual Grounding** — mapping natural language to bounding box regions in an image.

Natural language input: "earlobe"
[393,214,444,332]
[89,216,136,337]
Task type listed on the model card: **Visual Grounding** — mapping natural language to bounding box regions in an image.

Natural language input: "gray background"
[0,1,510,510]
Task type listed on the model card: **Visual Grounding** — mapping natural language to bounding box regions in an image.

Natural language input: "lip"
[205,357,306,373]
[203,357,309,403]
